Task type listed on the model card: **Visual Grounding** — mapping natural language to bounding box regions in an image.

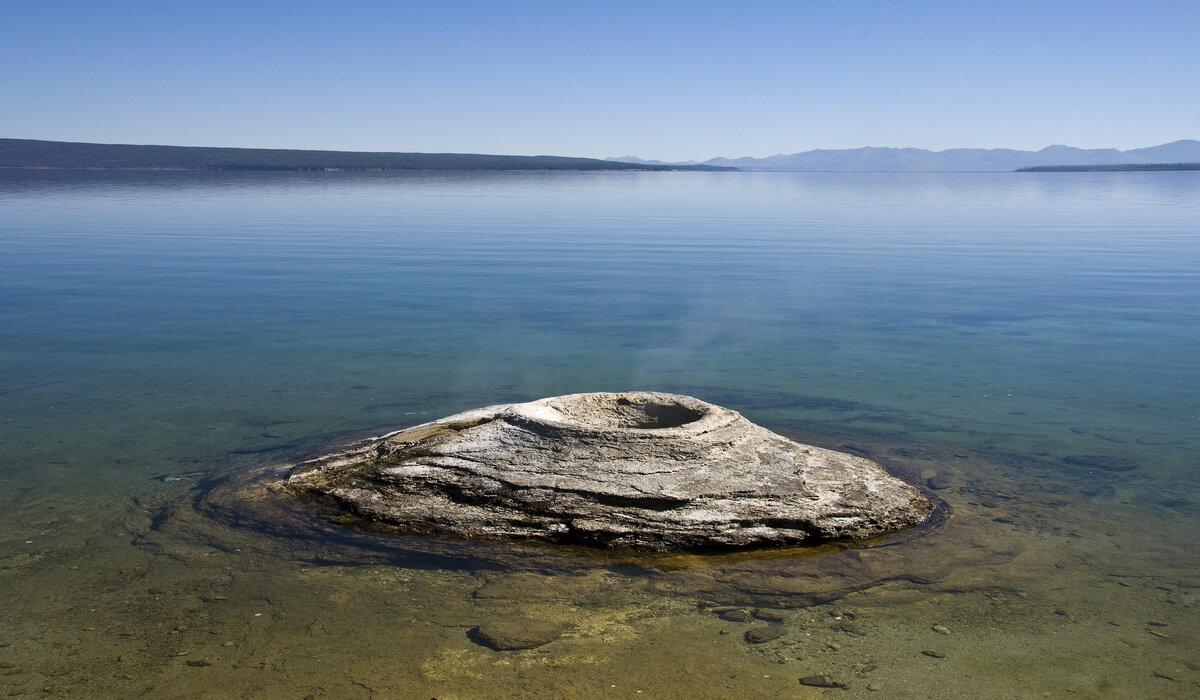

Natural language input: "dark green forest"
[0,138,735,172]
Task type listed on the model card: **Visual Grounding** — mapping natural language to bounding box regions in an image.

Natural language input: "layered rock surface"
[282,392,930,550]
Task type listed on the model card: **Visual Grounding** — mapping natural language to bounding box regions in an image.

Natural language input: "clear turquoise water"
[1,169,1197,697]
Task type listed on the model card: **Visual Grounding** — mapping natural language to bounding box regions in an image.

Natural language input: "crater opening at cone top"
[549,394,709,430]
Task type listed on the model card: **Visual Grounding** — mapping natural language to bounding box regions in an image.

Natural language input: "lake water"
[1,169,1197,698]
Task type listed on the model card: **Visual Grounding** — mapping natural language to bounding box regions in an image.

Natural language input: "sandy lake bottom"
[2,419,1196,699]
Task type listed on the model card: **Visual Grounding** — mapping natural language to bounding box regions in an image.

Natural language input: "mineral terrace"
[282,392,931,550]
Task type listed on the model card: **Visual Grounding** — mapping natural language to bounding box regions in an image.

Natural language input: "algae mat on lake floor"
[1,432,1196,698]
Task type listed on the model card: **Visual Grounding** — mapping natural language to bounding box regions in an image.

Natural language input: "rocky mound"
[282,392,930,550]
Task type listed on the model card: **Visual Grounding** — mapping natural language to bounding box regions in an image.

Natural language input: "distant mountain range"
[0,138,734,172]
[614,140,1200,172]
[6,138,1198,174]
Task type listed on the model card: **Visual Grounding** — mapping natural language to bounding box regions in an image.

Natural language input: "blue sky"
[2,1,1197,160]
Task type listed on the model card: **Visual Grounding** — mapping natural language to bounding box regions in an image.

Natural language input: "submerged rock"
[744,625,786,644]
[281,392,930,551]
[470,618,562,651]
[799,674,847,689]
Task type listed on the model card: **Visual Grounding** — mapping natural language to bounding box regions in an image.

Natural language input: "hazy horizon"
[2,1,1197,162]
[5,135,1198,162]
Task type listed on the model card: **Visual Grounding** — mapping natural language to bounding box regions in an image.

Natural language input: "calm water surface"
[1,169,1197,698]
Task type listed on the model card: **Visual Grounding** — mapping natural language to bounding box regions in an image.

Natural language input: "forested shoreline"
[0,138,734,172]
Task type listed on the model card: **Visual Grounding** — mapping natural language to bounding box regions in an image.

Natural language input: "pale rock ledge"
[283,392,931,551]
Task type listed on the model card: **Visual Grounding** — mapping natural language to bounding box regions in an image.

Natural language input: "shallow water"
[1,169,1197,697]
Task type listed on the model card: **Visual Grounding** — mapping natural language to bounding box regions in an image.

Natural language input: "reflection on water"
[1,169,1197,697]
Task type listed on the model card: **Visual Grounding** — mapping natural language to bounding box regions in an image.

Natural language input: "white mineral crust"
[284,392,930,550]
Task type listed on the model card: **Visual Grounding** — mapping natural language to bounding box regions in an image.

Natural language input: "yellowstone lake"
[1,168,1197,698]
